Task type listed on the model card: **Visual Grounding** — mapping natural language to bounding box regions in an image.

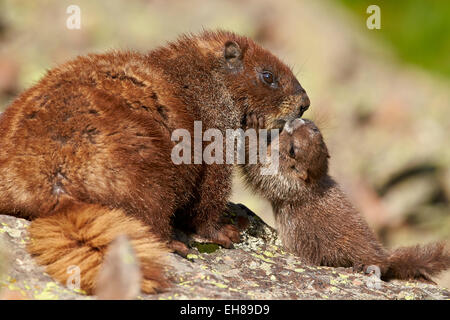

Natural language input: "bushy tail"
[383,242,450,283]
[27,201,169,295]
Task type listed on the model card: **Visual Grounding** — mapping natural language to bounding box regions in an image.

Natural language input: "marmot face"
[278,118,329,183]
[213,33,310,130]
[244,118,329,202]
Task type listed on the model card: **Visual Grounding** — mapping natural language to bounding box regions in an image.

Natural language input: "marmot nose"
[284,118,305,134]
[298,95,310,117]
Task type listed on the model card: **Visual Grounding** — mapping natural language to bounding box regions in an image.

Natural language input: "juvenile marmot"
[241,118,450,282]
[0,30,310,294]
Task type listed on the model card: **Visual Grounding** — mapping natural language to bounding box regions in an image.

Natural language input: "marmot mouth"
[272,118,287,131]
[265,118,286,145]
[266,115,303,145]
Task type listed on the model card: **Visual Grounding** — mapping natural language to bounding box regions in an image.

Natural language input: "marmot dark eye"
[289,143,296,158]
[261,71,274,85]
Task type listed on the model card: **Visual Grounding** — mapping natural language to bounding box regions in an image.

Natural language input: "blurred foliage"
[340,0,450,79]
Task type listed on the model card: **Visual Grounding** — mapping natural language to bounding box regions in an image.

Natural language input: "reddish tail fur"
[383,242,450,283]
[27,202,169,295]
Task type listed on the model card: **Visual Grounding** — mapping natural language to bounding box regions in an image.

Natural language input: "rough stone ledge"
[0,203,448,300]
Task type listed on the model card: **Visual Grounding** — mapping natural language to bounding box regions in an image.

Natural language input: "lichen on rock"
[0,203,449,300]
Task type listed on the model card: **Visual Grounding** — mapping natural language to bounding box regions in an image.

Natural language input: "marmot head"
[242,118,329,201]
[276,118,329,183]
[194,30,310,130]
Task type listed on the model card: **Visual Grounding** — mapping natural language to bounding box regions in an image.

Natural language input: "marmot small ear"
[298,169,308,181]
[224,41,242,70]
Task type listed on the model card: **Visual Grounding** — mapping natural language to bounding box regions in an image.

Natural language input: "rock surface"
[0,203,449,300]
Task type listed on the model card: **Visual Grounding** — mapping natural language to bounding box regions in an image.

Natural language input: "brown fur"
[0,30,309,292]
[95,235,143,299]
[27,201,168,294]
[241,118,450,282]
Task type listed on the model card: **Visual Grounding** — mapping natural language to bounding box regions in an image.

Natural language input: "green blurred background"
[0,0,449,286]
[341,0,450,79]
